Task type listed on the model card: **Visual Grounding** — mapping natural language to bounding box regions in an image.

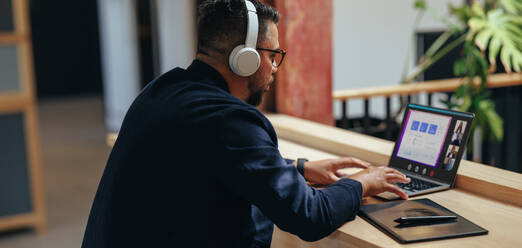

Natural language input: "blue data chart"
[428,124,438,135]
[419,122,429,133]
[411,121,420,131]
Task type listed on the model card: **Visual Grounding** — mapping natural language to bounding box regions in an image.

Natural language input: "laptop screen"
[389,104,474,184]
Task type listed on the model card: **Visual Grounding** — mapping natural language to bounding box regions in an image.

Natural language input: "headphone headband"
[228,0,260,76]
[244,0,258,49]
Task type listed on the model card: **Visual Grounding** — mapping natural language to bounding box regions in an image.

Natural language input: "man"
[82,0,410,247]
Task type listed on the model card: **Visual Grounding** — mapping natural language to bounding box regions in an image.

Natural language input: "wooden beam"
[0,34,27,43]
[333,73,522,101]
[0,0,47,234]
[17,0,45,232]
[12,0,29,35]
[24,105,47,233]
[0,92,32,113]
[0,213,38,233]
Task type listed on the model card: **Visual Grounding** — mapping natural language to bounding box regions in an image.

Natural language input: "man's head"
[196,0,282,106]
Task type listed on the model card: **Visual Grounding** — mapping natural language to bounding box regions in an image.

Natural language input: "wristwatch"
[297,158,308,177]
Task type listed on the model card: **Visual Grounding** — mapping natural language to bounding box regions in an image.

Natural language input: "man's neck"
[195,53,250,102]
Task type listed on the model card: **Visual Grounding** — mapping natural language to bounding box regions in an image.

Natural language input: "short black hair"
[197,0,279,57]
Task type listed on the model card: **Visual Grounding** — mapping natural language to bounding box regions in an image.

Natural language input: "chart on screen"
[396,110,452,167]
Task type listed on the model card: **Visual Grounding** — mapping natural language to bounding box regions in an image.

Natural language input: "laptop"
[376,104,474,200]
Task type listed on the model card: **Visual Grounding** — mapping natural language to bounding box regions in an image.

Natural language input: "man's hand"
[299,158,371,186]
[349,166,411,200]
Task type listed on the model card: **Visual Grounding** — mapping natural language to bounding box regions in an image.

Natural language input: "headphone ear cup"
[229,45,260,77]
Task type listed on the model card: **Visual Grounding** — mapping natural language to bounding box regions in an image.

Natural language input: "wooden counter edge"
[266,114,522,208]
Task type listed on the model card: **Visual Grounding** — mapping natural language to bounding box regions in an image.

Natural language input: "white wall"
[155,0,197,74]
[99,0,197,132]
[333,0,463,120]
[98,0,141,132]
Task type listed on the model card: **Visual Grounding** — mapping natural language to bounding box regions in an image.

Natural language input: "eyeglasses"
[257,47,287,68]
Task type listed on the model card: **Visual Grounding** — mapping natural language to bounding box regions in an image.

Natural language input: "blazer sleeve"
[214,108,363,242]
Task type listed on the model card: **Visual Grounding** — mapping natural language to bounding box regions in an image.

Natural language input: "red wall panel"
[273,0,333,125]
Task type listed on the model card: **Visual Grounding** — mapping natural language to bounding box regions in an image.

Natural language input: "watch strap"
[297,158,308,177]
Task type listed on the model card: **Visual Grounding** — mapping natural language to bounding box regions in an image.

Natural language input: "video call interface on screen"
[394,109,468,179]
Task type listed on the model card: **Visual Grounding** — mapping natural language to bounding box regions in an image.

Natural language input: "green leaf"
[425,31,453,58]
[504,23,522,40]
[487,110,504,141]
[472,2,486,18]
[474,28,493,50]
[499,0,522,15]
[513,51,522,72]
[510,15,522,25]
[469,18,486,31]
[459,94,472,112]
[488,36,502,64]
[450,4,472,24]
[468,8,522,73]
[470,48,488,88]
[474,107,488,140]
[478,100,504,141]
[454,58,468,76]
[414,0,426,10]
[500,45,513,71]
[455,84,469,98]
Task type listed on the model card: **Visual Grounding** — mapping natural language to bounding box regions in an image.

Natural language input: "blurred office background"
[0,0,520,247]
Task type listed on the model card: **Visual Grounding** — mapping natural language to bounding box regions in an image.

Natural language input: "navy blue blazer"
[82,60,363,248]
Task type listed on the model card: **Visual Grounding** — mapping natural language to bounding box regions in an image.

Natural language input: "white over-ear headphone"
[229,0,260,77]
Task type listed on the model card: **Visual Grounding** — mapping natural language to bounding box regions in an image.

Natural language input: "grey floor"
[0,96,110,248]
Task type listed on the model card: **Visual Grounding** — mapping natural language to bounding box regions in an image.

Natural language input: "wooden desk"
[272,139,522,248]
[268,114,522,247]
[106,114,522,247]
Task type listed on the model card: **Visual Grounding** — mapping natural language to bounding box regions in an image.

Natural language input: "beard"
[246,74,275,106]
[245,76,268,106]
[246,86,264,106]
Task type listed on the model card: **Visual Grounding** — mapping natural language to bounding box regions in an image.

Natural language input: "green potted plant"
[400,0,521,158]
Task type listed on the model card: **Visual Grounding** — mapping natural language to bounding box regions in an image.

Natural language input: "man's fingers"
[385,184,409,200]
[388,177,411,184]
[384,168,408,179]
[334,157,371,170]
[385,173,410,183]
[391,170,409,180]
[384,167,404,175]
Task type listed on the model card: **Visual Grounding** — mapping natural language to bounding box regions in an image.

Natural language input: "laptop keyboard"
[397,177,440,192]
